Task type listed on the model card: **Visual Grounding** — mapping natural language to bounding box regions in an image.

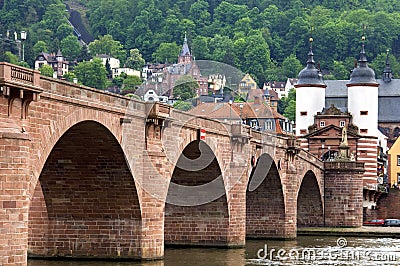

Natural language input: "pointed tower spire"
[178,31,192,64]
[348,35,377,85]
[296,36,325,86]
[358,36,368,67]
[383,49,392,83]
[295,35,327,136]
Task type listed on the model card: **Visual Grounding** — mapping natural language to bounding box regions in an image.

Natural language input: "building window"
[360,129,368,134]
[300,129,307,134]
[300,111,307,116]
[265,121,273,130]
[397,156,400,166]
[340,121,345,127]
[250,119,259,129]
[320,121,325,127]
[398,173,400,184]
[360,111,368,115]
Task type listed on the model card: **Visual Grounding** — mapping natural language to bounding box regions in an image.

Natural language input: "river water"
[28,236,400,266]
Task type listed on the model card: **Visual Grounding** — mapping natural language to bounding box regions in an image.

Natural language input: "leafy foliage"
[125,48,145,70]
[73,58,107,89]
[122,75,142,92]
[39,64,55,77]
[88,34,126,62]
[279,89,296,122]
[173,100,193,111]
[173,75,198,101]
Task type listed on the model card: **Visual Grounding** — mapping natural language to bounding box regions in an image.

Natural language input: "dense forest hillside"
[2,0,400,85]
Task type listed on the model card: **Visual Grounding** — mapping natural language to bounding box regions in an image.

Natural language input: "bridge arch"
[164,140,229,246]
[28,120,142,258]
[246,153,286,238]
[297,170,324,227]
[30,109,125,199]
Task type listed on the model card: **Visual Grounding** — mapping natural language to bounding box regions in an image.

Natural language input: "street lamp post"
[14,31,27,62]
[14,32,21,61]
[20,31,26,62]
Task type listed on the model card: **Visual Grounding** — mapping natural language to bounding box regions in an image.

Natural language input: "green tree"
[173,100,193,111]
[88,34,126,62]
[278,89,296,122]
[4,51,19,64]
[32,41,48,56]
[39,64,55,77]
[189,0,211,29]
[105,59,112,79]
[281,54,303,79]
[330,60,350,80]
[191,36,210,59]
[173,75,198,100]
[370,52,400,79]
[63,72,77,82]
[208,34,234,63]
[283,99,296,122]
[122,75,142,92]
[73,58,108,89]
[40,3,69,33]
[60,35,81,61]
[152,42,180,63]
[112,75,125,88]
[125,48,145,70]
[56,23,74,40]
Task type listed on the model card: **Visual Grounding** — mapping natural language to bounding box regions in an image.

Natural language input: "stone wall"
[324,162,364,227]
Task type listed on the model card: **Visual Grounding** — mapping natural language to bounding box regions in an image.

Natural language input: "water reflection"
[29,237,400,266]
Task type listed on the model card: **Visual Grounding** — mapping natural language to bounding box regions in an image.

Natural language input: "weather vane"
[361,24,367,42]
[309,26,315,43]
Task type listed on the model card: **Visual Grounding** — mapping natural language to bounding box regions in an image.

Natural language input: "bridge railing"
[0,62,41,89]
[324,161,364,170]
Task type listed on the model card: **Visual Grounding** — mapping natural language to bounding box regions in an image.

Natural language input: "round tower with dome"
[295,37,327,136]
[346,36,379,137]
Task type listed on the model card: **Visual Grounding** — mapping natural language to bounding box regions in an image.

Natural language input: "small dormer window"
[320,121,325,127]
[340,121,345,127]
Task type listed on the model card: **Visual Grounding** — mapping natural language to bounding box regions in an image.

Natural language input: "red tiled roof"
[268,89,279,100]
[189,102,281,120]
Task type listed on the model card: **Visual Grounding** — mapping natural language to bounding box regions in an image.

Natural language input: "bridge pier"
[139,191,164,259]
[0,133,31,265]
[324,161,364,227]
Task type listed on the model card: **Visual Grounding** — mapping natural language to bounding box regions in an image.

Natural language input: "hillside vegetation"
[1,0,400,85]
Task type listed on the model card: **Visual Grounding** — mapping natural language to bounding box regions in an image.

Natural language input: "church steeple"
[178,32,192,64]
[383,49,392,83]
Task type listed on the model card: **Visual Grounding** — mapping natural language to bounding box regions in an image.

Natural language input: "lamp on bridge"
[20,31,27,62]
[14,30,27,62]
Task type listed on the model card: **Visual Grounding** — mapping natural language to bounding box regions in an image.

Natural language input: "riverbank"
[298,226,400,238]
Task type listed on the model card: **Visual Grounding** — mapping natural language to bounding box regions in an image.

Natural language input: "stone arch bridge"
[0,63,364,265]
